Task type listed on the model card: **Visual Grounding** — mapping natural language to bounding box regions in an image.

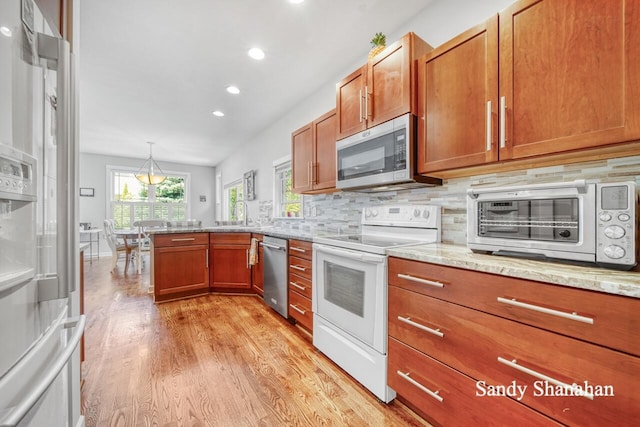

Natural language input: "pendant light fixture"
[135,142,166,185]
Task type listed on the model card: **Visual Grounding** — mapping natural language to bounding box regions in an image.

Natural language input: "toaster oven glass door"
[478,198,579,242]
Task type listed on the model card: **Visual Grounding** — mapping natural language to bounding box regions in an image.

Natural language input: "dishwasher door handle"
[260,242,286,251]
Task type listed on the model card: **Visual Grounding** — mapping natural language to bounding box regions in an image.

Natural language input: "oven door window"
[323,263,365,317]
[478,198,579,242]
[337,129,406,181]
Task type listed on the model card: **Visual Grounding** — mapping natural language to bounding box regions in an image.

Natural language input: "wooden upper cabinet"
[418,18,499,173]
[291,109,337,194]
[336,33,432,140]
[291,123,314,193]
[418,0,640,174]
[500,0,640,160]
[336,66,367,139]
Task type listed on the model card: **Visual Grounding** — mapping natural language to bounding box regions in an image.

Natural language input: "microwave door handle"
[467,179,588,199]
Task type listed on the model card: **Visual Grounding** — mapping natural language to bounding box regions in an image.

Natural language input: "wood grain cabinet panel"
[210,233,252,292]
[288,239,313,333]
[417,0,640,174]
[336,33,432,140]
[388,284,640,426]
[292,110,337,194]
[388,257,640,356]
[388,338,559,427]
[153,241,209,302]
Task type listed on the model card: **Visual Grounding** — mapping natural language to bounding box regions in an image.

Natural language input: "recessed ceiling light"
[289,0,304,4]
[0,26,12,37]
[248,47,265,60]
[226,86,240,95]
[212,111,225,117]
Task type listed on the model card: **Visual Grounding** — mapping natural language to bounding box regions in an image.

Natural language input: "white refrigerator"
[0,0,84,426]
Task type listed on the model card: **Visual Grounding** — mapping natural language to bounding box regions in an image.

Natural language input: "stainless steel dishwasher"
[261,236,288,318]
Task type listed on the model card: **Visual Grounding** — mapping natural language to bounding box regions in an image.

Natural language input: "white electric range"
[312,204,441,402]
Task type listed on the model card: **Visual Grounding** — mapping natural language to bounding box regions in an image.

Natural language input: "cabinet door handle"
[397,316,444,338]
[364,86,370,118]
[171,238,195,242]
[397,273,444,288]
[289,304,307,315]
[396,371,443,403]
[290,246,306,253]
[307,162,312,186]
[497,357,594,400]
[486,100,492,151]
[497,297,594,324]
[206,249,209,269]
[291,265,306,272]
[359,89,364,122]
[246,249,249,269]
[499,95,507,148]
[290,281,306,291]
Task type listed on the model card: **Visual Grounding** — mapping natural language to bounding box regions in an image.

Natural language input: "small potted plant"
[368,32,386,60]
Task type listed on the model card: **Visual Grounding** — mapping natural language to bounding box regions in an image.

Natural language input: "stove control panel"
[363,204,441,229]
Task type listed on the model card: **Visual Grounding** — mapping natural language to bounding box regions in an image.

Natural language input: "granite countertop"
[147,226,318,242]
[387,243,640,299]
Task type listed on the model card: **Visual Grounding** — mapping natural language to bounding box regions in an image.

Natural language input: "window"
[273,157,302,218]
[224,179,245,221]
[108,167,189,229]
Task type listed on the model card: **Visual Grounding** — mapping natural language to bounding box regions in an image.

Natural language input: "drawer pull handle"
[397,274,444,288]
[397,316,444,338]
[290,246,307,253]
[290,281,306,291]
[497,297,594,325]
[497,357,594,400]
[291,265,307,272]
[171,238,196,242]
[397,371,443,403]
[289,304,307,315]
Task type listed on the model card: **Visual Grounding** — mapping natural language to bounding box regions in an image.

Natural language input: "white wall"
[215,0,516,221]
[79,152,216,255]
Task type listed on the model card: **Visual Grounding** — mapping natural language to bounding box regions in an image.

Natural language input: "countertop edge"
[387,243,640,299]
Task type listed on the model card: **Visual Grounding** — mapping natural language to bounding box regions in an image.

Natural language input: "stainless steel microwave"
[467,180,638,270]
[335,113,441,192]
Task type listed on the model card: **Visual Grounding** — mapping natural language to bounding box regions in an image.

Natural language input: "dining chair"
[103,219,138,273]
[132,220,167,272]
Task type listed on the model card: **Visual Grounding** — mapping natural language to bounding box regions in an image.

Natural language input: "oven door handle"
[315,244,386,263]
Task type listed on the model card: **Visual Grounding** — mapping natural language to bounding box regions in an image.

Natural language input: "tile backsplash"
[262,155,640,244]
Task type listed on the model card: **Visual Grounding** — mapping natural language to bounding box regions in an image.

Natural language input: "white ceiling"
[78,0,434,167]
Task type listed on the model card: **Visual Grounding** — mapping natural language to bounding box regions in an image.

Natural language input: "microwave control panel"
[596,182,637,267]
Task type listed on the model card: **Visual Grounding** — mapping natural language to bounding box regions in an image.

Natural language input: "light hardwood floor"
[81,257,430,426]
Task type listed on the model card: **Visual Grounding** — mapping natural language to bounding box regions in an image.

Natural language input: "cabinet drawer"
[288,256,312,280]
[388,338,558,427]
[289,273,312,299]
[289,290,312,331]
[388,285,640,426]
[288,239,312,261]
[210,232,251,245]
[389,257,640,356]
[153,233,209,247]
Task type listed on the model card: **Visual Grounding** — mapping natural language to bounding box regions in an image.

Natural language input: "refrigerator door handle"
[0,315,86,427]
[36,34,75,301]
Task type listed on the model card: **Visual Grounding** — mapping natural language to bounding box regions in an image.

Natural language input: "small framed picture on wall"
[244,170,255,201]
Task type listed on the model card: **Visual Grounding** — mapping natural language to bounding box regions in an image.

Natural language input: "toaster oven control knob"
[604,225,625,239]
[558,230,571,238]
[604,245,625,259]
[599,213,612,222]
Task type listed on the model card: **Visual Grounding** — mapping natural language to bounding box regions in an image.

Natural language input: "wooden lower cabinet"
[288,239,313,332]
[210,233,252,292]
[388,339,557,427]
[152,233,210,302]
[388,257,640,426]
